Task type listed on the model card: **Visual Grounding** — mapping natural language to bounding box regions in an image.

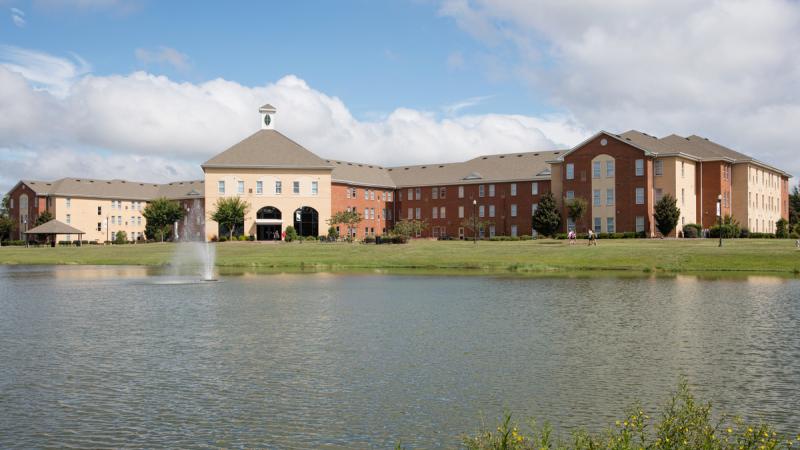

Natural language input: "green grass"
[1,239,799,275]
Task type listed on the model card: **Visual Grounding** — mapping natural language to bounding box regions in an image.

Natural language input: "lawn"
[1,239,799,274]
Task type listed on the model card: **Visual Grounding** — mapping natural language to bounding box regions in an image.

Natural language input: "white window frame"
[458,186,464,198]
[511,225,518,237]
[593,189,601,206]
[606,161,614,178]
[256,181,263,194]
[479,205,485,218]
[510,183,517,196]
[275,180,282,195]
[635,216,645,233]
[532,182,539,195]
[237,180,245,194]
[654,160,663,176]
[218,180,225,194]
[566,163,575,180]
[635,187,645,205]
[607,217,615,233]
[593,161,601,179]
[489,204,495,218]
[594,217,601,233]
[635,159,644,176]
[415,207,421,219]
[432,207,438,219]
[440,206,445,219]
[458,205,464,218]
[510,204,517,217]
[606,189,614,206]
[488,184,495,197]
[293,181,300,195]
[566,191,575,200]
[312,181,319,196]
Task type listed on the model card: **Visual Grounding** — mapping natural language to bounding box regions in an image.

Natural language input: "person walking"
[273,230,279,241]
[568,230,576,245]
[587,228,597,246]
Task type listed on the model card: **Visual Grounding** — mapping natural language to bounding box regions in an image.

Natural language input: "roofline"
[393,176,552,189]
[331,179,396,189]
[552,131,653,161]
[201,164,333,170]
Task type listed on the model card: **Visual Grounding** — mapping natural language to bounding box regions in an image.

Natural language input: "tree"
[327,225,339,240]
[114,230,128,244]
[209,197,249,240]
[654,193,681,237]
[0,194,14,241]
[566,198,588,230]
[391,219,428,241]
[143,197,186,242]
[459,217,494,241]
[35,211,54,226]
[532,192,561,237]
[790,185,800,227]
[327,210,361,241]
[775,218,789,238]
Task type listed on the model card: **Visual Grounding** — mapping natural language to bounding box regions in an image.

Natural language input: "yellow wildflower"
[727,428,733,433]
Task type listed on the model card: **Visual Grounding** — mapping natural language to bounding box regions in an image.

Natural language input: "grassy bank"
[1,239,799,274]
[462,381,799,450]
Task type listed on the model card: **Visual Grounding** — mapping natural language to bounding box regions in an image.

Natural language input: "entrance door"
[257,224,281,241]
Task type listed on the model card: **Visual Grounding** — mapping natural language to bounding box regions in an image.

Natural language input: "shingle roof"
[18,178,205,201]
[385,150,562,187]
[328,160,396,188]
[24,219,85,235]
[202,129,333,170]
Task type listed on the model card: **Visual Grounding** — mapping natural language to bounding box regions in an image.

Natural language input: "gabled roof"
[202,129,333,170]
[24,219,85,235]
[10,178,205,201]
[156,180,205,200]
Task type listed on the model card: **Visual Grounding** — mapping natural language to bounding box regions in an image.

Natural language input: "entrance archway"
[293,206,319,237]
[256,206,282,240]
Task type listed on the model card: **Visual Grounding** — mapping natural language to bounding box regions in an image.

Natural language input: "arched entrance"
[256,206,282,240]
[293,206,319,237]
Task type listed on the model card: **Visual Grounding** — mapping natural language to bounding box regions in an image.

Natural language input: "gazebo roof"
[24,219,85,235]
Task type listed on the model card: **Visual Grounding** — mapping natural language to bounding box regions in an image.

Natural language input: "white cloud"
[11,7,26,27]
[135,46,191,71]
[0,47,587,193]
[0,45,91,96]
[442,95,493,115]
[438,0,800,180]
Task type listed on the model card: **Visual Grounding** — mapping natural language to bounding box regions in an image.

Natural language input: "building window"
[594,217,601,233]
[567,217,575,232]
[415,208,421,219]
[237,180,244,194]
[97,222,102,231]
[606,161,614,177]
[408,208,413,219]
[510,204,517,217]
[364,189,369,200]
[479,185,485,197]
[654,188,663,203]
[593,161,601,178]
[387,192,393,202]
[510,183,517,196]
[66,197,71,209]
[97,206,102,215]
[566,163,575,180]
[346,188,351,199]
[293,181,300,194]
[606,189,614,206]
[415,188,421,200]
[458,186,464,198]
[407,188,413,201]
[66,214,71,224]
[364,208,369,220]
[432,207,438,219]
[479,205,485,218]
[489,205,495,218]
[511,225,518,237]
[370,190,374,200]
[458,206,464,218]
[681,188,685,205]
[593,189,601,206]
[111,216,115,225]
[532,203,538,214]
[312,181,319,196]
[681,161,686,178]
[607,217,615,233]
[532,182,539,195]
[635,216,645,233]
[489,225,496,238]
[566,191,575,200]
[654,160,663,176]
[432,187,438,200]
[255,180,263,194]
[137,217,142,225]
[440,206,446,219]
[489,184,495,197]
[218,181,225,194]
[635,159,644,176]
[636,188,645,205]
[275,181,282,194]
[440,187,446,199]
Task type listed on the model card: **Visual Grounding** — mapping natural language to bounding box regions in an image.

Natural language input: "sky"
[1,0,799,193]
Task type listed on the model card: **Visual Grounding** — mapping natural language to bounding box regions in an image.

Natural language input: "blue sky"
[1,0,799,191]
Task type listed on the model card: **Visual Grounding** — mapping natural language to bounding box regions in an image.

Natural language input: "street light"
[472,199,478,244]
[717,194,723,247]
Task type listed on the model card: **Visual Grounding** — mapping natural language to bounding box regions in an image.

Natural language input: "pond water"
[1,266,799,448]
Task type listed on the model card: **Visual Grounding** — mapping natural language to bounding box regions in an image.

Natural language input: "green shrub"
[789,232,799,239]
[463,380,797,450]
[776,218,789,238]
[327,226,339,240]
[218,236,228,242]
[364,236,376,243]
[682,223,701,238]
[597,232,609,239]
[114,231,127,244]
[622,232,637,239]
[284,226,298,242]
[519,235,532,241]
[739,227,750,238]
[305,235,317,241]
[555,233,568,240]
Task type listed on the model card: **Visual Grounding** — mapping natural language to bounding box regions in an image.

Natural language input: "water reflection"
[0,266,798,448]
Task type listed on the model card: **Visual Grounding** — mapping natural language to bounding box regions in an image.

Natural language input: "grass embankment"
[463,381,799,450]
[1,239,799,274]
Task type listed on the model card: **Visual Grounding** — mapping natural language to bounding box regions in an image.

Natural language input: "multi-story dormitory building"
[5,105,792,242]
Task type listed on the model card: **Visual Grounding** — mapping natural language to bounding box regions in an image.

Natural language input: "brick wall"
[330,183,395,239]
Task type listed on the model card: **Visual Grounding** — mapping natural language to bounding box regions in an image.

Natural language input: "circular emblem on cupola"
[264,114,271,127]
[600,138,608,146]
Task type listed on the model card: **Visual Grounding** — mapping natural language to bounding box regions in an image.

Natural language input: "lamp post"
[717,194,722,247]
[472,199,478,244]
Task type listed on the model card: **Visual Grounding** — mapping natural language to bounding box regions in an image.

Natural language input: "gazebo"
[24,219,85,247]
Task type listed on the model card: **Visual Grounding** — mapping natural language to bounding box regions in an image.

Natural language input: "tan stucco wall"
[52,196,148,242]
[590,154,616,232]
[653,157,697,232]
[203,167,332,240]
[734,163,784,233]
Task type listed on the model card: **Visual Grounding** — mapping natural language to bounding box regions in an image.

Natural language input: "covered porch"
[23,220,85,247]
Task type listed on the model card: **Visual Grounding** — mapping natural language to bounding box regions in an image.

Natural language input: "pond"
[1,266,799,448]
